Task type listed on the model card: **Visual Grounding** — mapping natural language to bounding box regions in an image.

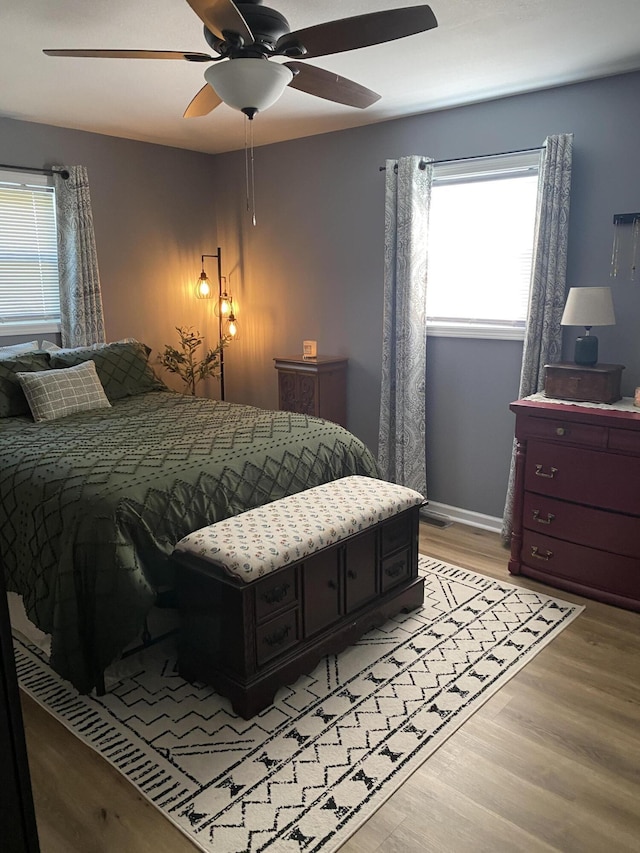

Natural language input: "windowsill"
[427,323,525,341]
[0,320,61,338]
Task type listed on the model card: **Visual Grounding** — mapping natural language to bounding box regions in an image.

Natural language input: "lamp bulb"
[196,272,211,299]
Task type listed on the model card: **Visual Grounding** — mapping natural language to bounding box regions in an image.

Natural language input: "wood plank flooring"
[19,522,640,853]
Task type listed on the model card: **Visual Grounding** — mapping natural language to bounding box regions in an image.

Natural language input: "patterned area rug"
[14,558,582,853]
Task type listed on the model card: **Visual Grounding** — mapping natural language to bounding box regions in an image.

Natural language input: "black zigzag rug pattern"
[14,558,583,853]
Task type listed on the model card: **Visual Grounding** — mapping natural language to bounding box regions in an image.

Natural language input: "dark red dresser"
[508,397,640,612]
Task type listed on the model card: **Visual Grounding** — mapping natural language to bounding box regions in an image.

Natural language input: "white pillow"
[16,359,111,422]
[40,339,61,352]
[0,340,39,356]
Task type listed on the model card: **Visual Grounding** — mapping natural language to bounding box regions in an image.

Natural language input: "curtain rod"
[379,145,545,171]
[0,162,70,179]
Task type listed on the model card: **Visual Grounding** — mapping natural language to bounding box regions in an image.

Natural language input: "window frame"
[0,168,62,338]
[426,151,541,341]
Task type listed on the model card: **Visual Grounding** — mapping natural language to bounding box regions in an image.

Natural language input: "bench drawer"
[381,549,411,592]
[254,567,297,623]
[256,609,300,666]
[381,511,414,557]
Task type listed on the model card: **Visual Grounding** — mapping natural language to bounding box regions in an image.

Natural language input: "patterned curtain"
[378,155,433,497]
[501,133,574,541]
[54,166,106,347]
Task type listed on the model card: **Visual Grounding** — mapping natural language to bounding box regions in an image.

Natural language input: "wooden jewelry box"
[543,363,624,404]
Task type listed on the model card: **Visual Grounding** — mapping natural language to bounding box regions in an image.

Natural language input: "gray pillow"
[49,340,166,401]
[0,351,52,418]
[17,359,111,422]
[0,340,39,356]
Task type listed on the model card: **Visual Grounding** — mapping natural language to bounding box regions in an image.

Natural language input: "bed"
[0,341,379,694]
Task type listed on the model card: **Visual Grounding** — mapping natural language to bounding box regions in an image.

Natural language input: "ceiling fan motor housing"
[204,3,291,55]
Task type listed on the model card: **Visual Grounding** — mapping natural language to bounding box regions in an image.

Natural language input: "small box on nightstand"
[543,362,624,404]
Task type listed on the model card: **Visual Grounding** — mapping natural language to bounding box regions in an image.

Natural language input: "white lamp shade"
[204,59,293,114]
[561,287,616,327]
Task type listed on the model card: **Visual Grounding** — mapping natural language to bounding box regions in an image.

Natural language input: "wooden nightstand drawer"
[523,492,640,558]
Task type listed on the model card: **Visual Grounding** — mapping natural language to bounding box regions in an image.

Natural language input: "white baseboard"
[422,501,503,534]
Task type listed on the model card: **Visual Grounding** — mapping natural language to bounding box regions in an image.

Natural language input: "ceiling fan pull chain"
[244,114,250,217]
[250,118,257,227]
[243,115,257,226]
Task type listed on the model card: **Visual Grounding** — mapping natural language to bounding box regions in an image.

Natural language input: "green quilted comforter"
[0,391,379,693]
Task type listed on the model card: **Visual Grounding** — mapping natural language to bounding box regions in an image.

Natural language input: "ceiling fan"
[44,0,438,120]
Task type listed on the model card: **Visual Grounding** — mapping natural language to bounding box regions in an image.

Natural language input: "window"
[0,170,61,335]
[426,151,540,340]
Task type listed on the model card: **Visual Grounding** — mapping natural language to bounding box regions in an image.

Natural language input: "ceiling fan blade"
[43,48,214,62]
[183,83,223,117]
[184,0,253,45]
[277,5,438,59]
[284,61,380,109]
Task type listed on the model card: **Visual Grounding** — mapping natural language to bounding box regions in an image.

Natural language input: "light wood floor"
[19,522,640,853]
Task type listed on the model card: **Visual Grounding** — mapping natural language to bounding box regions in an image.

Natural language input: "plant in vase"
[158,326,229,396]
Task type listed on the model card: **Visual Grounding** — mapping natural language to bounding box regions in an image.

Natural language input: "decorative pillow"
[40,339,61,352]
[0,340,39,356]
[0,352,52,418]
[16,359,111,422]
[49,339,166,401]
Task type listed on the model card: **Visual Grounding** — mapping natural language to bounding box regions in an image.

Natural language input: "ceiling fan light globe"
[204,59,293,113]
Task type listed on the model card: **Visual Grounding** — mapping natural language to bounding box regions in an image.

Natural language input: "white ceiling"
[2,0,640,155]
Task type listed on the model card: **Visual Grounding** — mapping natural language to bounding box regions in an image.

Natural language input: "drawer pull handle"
[556,427,568,436]
[532,510,555,525]
[263,625,291,647]
[535,464,558,479]
[261,583,290,605]
[530,546,553,562]
[347,570,357,580]
[327,579,338,590]
[385,561,405,578]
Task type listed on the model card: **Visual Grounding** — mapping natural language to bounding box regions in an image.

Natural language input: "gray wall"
[0,116,222,394]
[209,70,640,518]
[2,70,640,520]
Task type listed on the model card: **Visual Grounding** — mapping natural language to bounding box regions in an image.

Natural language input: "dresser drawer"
[521,531,640,600]
[254,566,297,623]
[520,416,607,448]
[608,427,640,455]
[523,492,640,558]
[525,440,640,514]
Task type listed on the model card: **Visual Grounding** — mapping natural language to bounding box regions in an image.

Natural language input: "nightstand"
[274,356,348,426]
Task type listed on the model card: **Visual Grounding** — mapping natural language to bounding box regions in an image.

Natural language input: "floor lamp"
[196,248,228,401]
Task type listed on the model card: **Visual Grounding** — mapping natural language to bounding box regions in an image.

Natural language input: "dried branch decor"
[158,326,229,396]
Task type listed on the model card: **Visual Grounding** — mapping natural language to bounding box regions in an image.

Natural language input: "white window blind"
[426,151,540,339]
[0,173,61,329]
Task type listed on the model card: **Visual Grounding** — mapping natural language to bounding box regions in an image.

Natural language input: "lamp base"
[574,334,598,366]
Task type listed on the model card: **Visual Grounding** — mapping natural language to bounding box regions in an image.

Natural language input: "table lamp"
[560,286,616,366]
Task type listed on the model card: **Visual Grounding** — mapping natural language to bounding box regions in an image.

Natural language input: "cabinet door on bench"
[303,550,341,637]
[345,530,377,612]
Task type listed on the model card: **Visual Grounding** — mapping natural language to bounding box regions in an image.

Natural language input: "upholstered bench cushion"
[173,475,424,583]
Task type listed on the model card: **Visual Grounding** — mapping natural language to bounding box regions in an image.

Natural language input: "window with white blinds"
[426,151,540,339]
[0,171,61,333]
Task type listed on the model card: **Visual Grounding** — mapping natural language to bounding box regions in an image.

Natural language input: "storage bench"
[172,476,425,718]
